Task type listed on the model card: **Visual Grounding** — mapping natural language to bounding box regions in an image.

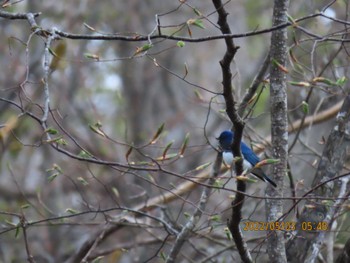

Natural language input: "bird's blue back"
[240,141,260,166]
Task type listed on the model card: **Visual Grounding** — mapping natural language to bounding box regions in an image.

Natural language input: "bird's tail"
[251,168,277,188]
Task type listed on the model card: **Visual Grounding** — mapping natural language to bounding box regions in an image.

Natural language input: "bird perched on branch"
[218,130,277,187]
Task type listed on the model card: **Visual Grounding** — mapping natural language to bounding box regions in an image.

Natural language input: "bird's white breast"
[222,152,253,170]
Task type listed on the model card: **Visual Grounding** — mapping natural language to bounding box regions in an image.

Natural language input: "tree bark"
[266,0,289,262]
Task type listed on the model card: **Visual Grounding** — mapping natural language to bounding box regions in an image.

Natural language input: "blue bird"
[218,130,277,187]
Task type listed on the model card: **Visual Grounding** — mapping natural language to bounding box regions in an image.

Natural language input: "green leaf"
[84,53,100,60]
[5,220,17,227]
[179,133,190,157]
[66,208,78,214]
[184,212,191,219]
[156,153,178,161]
[77,177,89,186]
[83,23,96,31]
[162,141,174,160]
[125,146,133,162]
[286,13,296,24]
[150,123,165,144]
[21,204,31,209]
[224,227,232,240]
[15,226,20,238]
[134,44,153,56]
[57,138,68,146]
[195,162,211,171]
[301,101,309,114]
[288,81,310,87]
[271,58,289,73]
[255,158,280,168]
[193,90,203,101]
[336,76,347,86]
[187,18,205,29]
[89,123,105,137]
[53,163,63,173]
[92,256,104,263]
[214,179,223,188]
[160,251,167,261]
[209,214,221,222]
[78,150,92,158]
[112,187,120,199]
[45,128,58,135]
[312,77,335,85]
[48,173,59,182]
[193,7,202,16]
[176,41,185,48]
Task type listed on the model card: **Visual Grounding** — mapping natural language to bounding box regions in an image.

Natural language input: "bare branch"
[166,152,222,262]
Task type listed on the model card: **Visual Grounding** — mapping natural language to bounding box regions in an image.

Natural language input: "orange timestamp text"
[243,221,296,231]
[242,221,329,231]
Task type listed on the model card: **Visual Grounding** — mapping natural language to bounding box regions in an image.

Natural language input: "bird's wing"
[241,142,260,166]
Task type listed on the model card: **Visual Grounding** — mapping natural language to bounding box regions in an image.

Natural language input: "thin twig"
[165,152,223,262]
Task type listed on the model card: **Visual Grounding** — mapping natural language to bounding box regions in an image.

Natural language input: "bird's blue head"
[218,130,234,151]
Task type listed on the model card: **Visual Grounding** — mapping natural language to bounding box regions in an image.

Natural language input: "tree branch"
[287,95,350,261]
[211,0,252,262]
[165,152,222,262]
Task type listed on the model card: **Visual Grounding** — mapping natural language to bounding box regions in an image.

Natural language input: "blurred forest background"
[0,0,349,262]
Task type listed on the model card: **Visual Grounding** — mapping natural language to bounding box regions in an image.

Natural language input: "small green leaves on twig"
[247,93,258,105]
[286,13,297,27]
[89,122,105,137]
[77,177,89,186]
[313,76,347,86]
[78,150,93,158]
[83,22,96,31]
[179,133,190,157]
[271,58,289,73]
[195,162,211,171]
[224,227,232,241]
[162,141,174,160]
[209,214,221,222]
[15,225,20,238]
[301,101,309,114]
[150,123,165,144]
[187,19,205,29]
[254,158,280,168]
[46,163,63,182]
[125,146,133,163]
[336,76,347,86]
[236,175,255,183]
[133,43,153,56]
[84,53,100,60]
[45,127,58,135]
[186,18,205,37]
[112,187,120,199]
[288,81,310,87]
[156,153,178,161]
[65,208,78,214]
[21,204,31,209]
[289,76,347,89]
[183,63,188,79]
[47,173,59,182]
[193,90,203,101]
[177,41,185,48]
